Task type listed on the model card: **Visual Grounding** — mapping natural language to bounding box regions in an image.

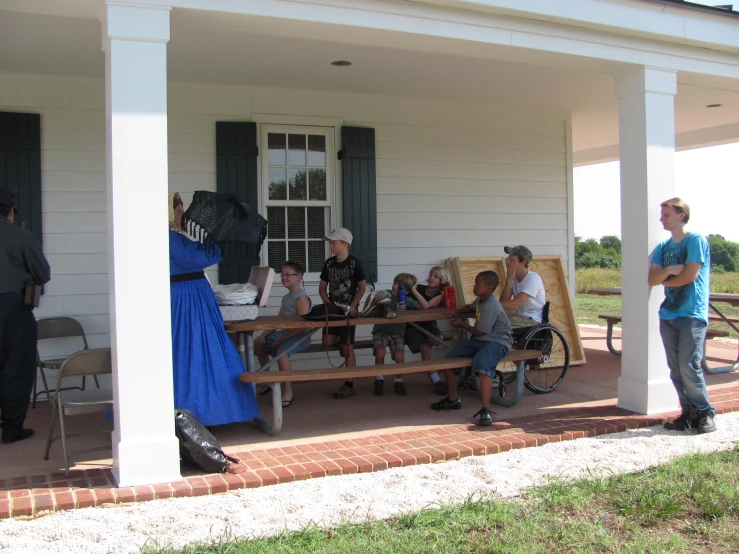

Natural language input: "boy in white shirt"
[499,245,546,328]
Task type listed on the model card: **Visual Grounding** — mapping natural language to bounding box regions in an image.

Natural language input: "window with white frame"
[261,125,333,275]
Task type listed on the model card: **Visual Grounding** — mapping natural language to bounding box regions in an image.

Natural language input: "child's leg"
[444,369,459,400]
[254,334,269,366]
[478,373,493,408]
[374,343,386,365]
[275,350,294,400]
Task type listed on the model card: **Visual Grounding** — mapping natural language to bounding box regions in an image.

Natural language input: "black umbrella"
[181,191,267,259]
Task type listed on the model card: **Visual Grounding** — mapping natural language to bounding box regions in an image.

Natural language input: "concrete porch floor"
[2,328,738,518]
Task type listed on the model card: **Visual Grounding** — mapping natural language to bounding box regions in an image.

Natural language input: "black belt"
[170,271,206,283]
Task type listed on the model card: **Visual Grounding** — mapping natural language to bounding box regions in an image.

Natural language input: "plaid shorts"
[372,333,405,356]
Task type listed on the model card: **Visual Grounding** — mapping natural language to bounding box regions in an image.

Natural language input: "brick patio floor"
[2,383,738,520]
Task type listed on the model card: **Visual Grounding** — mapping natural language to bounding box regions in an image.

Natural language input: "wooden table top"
[226,308,453,332]
[588,288,739,305]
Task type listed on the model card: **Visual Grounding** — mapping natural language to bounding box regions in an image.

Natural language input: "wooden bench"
[597,314,731,373]
[240,349,542,434]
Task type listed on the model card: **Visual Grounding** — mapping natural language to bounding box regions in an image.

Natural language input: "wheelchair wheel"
[521,325,570,394]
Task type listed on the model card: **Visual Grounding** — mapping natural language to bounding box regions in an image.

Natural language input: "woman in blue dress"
[169,192,259,427]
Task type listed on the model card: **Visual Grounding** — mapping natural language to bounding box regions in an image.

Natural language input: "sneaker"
[472,408,496,427]
[394,381,408,396]
[460,376,478,392]
[664,412,693,432]
[1,428,34,444]
[431,397,461,411]
[373,379,385,396]
[433,380,448,396]
[333,383,355,399]
[696,412,717,434]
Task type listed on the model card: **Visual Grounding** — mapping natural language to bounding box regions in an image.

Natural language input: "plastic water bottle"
[398,285,406,311]
[445,286,457,309]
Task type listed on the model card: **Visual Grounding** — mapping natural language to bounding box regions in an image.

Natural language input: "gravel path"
[2,412,739,554]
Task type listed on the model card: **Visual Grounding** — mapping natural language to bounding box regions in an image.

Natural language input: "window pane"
[288,134,306,166]
[308,135,326,167]
[287,207,305,239]
[268,241,286,270]
[268,133,286,165]
[268,168,287,200]
[308,169,327,201]
[267,207,285,239]
[288,241,307,269]
[308,241,326,273]
[289,169,307,200]
[307,207,325,239]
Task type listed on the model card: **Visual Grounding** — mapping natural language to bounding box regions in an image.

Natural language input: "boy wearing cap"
[319,228,367,399]
[499,245,546,328]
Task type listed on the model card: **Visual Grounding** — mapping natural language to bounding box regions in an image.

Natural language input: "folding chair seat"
[43,348,113,478]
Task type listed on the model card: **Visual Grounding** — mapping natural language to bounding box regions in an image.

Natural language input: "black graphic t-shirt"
[320,254,366,306]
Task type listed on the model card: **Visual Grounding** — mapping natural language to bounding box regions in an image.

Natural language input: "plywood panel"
[447,255,585,366]
[528,255,585,365]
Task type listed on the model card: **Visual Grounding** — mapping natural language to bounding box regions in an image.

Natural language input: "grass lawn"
[145,447,739,554]
[575,269,739,338]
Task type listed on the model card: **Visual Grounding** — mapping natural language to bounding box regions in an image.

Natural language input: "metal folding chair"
[34,317,99,408]
[43,348,114,478]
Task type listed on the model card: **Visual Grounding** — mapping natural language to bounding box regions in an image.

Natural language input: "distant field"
[574,269,739,338]
[575,268,739,294]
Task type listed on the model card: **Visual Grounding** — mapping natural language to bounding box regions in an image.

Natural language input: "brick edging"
[2,387,738,519]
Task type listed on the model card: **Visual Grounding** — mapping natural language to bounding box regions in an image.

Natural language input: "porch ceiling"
[1,6,739,163]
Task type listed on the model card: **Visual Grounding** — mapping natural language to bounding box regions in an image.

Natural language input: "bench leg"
[701,335,739,375]
[490,361,525,407]
[606,321,622,356]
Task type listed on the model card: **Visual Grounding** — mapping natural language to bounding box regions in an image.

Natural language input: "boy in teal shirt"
[372,273,418,396]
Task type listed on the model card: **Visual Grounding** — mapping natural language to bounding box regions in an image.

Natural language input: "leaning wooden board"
[445,255,585,366]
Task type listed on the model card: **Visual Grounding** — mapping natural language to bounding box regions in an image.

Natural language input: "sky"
[573,142,739,242]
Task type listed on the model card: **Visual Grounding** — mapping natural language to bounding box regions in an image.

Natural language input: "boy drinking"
[319,227,367,399]
[371,273,418,396]
[431,271,512,426]
[254,261,312,408]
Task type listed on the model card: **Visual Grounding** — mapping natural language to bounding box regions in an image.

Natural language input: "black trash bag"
[174,409,243,474]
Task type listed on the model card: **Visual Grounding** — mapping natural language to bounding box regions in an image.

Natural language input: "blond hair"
[429,266,451,286]
[660,197,690,224]
[393,272,417,292]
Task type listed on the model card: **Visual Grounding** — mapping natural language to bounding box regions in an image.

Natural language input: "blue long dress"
[170,231,259,426]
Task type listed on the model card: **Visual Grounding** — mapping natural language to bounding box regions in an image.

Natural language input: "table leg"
[701,334,739,375]
[605,321,622,356]
[243,330,280,435]
[491,361,525,407]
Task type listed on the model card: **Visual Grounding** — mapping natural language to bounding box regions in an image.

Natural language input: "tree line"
[575,235,739,272]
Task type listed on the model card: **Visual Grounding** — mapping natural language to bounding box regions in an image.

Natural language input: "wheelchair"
[501,301,571,395]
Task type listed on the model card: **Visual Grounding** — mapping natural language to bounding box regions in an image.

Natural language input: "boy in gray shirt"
[431,271,512,426]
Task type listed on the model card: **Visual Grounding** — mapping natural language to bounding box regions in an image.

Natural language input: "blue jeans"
[659,317,715,417]
[445,338,510,378]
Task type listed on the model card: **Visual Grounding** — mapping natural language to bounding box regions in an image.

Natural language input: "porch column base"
[617,375,677,415]
[112,431,182,487]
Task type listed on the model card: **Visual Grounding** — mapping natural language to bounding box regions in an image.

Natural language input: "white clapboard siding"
[0,72,571,366]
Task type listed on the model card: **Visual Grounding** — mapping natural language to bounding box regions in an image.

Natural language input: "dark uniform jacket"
[0,217,50,294]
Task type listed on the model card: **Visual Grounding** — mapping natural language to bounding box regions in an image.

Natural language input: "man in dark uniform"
[0,190,50,444]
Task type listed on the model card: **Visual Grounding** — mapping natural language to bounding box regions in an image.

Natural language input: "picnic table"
[226,309,540,435]
[587,288,739,374]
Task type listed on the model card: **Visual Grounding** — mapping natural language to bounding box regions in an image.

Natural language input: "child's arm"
[319,280,331,304]
[410,284,444,309]
[350,279,367,310]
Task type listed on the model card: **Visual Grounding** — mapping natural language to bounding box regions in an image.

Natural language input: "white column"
[103,3,181,486]
[615,66,678,414]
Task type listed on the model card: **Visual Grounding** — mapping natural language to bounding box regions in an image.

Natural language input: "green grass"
[142,447,739,554]
[574,268,739,338]
[575,268,739,295]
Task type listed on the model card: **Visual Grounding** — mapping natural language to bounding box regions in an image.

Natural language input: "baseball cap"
[0,190,18,214]
[504,245,533,263]
[323,227,353,245]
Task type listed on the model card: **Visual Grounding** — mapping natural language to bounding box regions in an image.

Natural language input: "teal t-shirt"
[372,290,418,335]
[652,232,710,322]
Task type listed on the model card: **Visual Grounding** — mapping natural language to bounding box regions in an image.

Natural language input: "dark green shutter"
[0,112,42,244]
[216,121,260,284]
[340,126,377,285]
